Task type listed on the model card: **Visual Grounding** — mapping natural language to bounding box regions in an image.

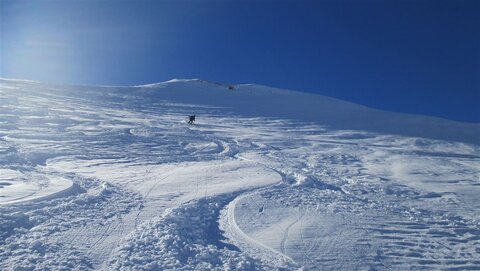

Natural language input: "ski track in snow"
[1,79,479,270]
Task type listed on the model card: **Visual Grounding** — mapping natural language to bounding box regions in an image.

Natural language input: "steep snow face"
[135,79,480,145]
[0,78,479,270]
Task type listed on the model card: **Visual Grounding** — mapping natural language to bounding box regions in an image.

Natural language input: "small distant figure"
[228,85,235,91]
[188,115,196,124]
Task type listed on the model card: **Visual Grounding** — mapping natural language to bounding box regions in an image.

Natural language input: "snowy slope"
[0,78,479,270]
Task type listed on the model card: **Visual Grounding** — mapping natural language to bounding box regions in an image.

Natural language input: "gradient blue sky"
[1,0,479,122]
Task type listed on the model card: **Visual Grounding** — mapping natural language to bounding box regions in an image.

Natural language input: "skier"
[188,115,196,124]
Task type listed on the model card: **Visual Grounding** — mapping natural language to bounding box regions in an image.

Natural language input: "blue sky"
[1,0,479,122]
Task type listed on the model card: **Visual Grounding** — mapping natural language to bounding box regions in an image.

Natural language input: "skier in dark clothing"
[188,115,196,124]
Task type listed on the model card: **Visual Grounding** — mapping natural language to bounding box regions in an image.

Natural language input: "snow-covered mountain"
[1,78,479,270]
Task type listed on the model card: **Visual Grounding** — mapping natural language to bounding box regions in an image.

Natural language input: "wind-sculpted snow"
[0,78,479,270]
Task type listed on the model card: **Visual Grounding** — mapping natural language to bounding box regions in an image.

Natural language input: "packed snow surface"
[0,78,479,270]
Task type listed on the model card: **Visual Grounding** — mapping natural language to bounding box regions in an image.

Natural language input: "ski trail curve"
[221,191,296,264]
[280,211,304,255]
[194,131,299,266]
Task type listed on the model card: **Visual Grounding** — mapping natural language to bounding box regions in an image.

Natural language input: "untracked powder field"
[1,79,479,270]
